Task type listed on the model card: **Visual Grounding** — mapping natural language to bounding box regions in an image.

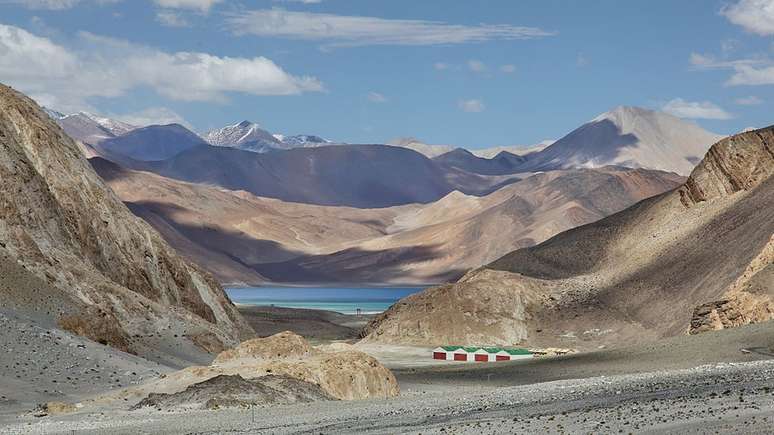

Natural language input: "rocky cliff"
[0,84,252,364]
[679,127,773,205]
[689,234,774,334]
[362,127,774,349]
[683,129,774,333]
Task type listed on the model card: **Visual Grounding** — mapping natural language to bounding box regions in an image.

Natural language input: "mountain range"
[92,157,683,285]
[387,137,552,159]
[40,102,732,288]
[432,148,528,175]
[110,143,521,208]
[35,102,728,287]
[48,105,722,177]
[45,109,137,145]
[362,126,774,348]
[203,121,335,152]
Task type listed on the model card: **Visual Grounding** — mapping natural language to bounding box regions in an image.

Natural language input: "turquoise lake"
[225,286,424,315]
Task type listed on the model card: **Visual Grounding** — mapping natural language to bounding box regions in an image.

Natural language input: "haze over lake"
[226,286,423,314]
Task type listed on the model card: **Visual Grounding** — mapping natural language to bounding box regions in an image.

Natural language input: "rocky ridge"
[0,83,253,362]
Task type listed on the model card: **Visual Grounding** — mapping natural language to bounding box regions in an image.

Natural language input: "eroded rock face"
[680,126,774,206]
[0,83,252,359]
[690,235,774,334]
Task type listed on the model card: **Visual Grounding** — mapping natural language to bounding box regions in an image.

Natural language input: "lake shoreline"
[223,281,441,289]
[225,285,424,315]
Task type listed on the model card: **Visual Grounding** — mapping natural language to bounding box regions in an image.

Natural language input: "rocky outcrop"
[689,235,774,334]
[213,331,313,363]
[211,332,399,400]
[90,331,398,410]
[0,83,252,361]
[679,126,774,206]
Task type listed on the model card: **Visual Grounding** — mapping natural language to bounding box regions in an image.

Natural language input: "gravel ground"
[3,359,773,434]
[0,311,169,417]
[3,310,773,434]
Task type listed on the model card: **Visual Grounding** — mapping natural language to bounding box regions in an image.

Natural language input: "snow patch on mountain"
[203,121,284,152]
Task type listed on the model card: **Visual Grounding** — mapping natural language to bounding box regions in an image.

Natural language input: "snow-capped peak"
[75,111,136,136]
[203,120,283,152]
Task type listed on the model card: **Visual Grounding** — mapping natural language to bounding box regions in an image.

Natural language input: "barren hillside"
[92,158,683,285]
[362,127,773,348]
[0,84,253,364]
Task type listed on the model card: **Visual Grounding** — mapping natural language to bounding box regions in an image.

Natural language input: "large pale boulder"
[96,332,399,409]
[213,331,313,364]
[210,332,398,400]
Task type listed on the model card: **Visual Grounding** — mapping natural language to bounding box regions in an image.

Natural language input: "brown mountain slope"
[361,127,774,349]
[89,157,401,285]
[0,84,253,365]
[262,167,684,284]
[91,156,683,285]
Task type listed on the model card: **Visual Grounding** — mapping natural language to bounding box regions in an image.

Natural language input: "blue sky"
[1,0,773,149]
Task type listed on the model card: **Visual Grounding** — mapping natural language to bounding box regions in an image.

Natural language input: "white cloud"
[0,24,323,112]
[366,92,387,103]
[153,0,221,12]
[3,0,78,8]
[1,0,119,9]
[721,38,740,54]
[110,107,191,128]
[726,64,774,85]
[156,10,190,27]
[458,99,485,113]
[225,9,554,48]
[735,95,763,105]
[433,62,449,70]
[696,56,774,86]
[500,64,516,73]
[721,0,774,36]
[690,52,774,86]
[662,98,733,120]
[576,52,589,67]
[689,52,763,69]
[467,59,487,72]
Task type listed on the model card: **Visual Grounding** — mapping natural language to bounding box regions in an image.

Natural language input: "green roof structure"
[438,346,532,354]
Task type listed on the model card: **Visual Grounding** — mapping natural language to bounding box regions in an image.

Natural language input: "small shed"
[432,346,454,360]
[473,348,491,362]
[453,347,474,361]
[432,346,534,362]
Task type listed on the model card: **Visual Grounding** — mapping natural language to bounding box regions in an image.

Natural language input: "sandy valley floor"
[2,311,773,434]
